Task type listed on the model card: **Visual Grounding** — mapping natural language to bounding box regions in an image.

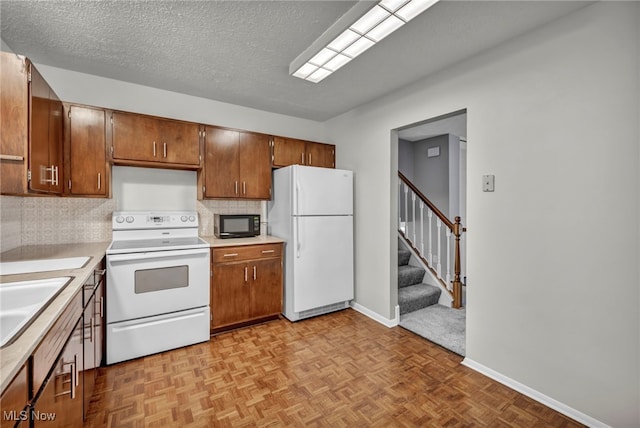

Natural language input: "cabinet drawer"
[32,291,82,396]
[212,243,282,263]
[0,364,28,419]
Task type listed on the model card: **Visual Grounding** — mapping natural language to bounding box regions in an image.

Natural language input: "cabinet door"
[68,106,107,196]
[211,262,250,328]
[239,132,271,199]
[250,258,282,318]
[111,112,160,162]
[306,142,335,168]
[48,94,64,194]
[204,127,239,198]
[272,136,305,168]
[29,66,54,193]
[33,318,83,428]
[0,52,29,195]
[159,119,200,165]
[82,297,96,418]
[94,281,105,369]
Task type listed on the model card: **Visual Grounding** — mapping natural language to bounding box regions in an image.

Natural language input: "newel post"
[452,216,463,309]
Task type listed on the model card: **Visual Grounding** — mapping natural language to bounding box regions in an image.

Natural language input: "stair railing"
[398,171,465,309]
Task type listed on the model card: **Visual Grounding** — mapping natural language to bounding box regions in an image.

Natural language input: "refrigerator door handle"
[295,217,301,258]
[295,181,300,215]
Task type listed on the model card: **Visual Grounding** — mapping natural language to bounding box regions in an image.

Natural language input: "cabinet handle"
[261,249,275,254]
[55,355,77,399]
[153,141,157,157]
[53,165,59,186]
[253,265,257,281]
[243,181,246,195]
[85,317,94,342]
[97,173,101,190]
[244,266,248,282]
[223,253,238,257]
[163,142,167,158]
[301,153,304,164]
[235,181,238,195]
[99,296,104,318]
[308,153,312,165]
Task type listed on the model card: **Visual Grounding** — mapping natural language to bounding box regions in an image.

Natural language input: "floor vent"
[294,301,349,321]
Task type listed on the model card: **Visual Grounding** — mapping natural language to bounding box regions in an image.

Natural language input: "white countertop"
[0,242,111,393]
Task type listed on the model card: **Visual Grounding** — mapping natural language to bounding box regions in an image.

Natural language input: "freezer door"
[292,215,354,312]
[293,166,353,216]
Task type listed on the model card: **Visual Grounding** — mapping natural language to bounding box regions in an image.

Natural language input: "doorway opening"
[393,109,467,356]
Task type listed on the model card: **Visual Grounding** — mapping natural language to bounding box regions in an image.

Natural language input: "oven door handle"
[107,248,209,263]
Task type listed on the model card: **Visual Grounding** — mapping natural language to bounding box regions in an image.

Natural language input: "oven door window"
[134,265,189,293]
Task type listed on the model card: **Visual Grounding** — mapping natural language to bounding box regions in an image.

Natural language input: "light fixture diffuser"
[291,0,439,83]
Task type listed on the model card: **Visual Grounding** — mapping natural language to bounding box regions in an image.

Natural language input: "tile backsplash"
[0,195,264,253]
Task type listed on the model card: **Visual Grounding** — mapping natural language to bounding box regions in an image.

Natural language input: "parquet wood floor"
[86,309,583,427]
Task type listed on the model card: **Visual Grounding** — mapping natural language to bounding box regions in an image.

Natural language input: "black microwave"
[214,214,260,239]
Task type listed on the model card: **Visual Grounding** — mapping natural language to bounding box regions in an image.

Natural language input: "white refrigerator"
[268,165,354,321]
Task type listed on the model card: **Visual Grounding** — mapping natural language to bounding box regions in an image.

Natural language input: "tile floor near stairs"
[86,309,581,427]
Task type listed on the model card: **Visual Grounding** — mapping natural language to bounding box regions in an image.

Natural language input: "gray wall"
[327,3,639,426]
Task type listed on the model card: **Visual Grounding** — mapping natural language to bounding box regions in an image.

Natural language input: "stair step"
[398,265,425,288]
[398,283,441,315]
[398,249,411,266]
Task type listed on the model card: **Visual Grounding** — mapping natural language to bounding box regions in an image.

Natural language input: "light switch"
[482,174,495,192]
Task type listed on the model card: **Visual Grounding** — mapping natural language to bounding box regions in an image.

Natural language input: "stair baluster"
[398,171,466,308]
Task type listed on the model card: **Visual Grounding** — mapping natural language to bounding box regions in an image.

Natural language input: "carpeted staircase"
[398,241,441,315]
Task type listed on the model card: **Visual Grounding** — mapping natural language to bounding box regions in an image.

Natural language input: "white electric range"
[105,211,210,364]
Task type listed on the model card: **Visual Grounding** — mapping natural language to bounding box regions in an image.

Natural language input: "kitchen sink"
[0,256,90,276]
[0,277,73,347]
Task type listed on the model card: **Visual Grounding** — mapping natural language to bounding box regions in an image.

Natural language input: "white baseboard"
[350,302,399,327]
[462,358,610,428]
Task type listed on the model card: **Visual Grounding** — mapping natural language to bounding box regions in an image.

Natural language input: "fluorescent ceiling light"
[291,0,439,83]
[379,0,410,13]
[306,68,332,83]
[367,15,405,42]
[323,54,351,72]
[327,29,360,52]
[396,0,439,21]
[309,48,338,67]
[350,6,390,34]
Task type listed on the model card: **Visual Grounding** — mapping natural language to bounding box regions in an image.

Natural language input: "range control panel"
[112,211,198,230]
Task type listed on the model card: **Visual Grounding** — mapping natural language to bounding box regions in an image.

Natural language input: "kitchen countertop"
[0,236,285,393]
[0,242,110,393]
[201,235,286,247]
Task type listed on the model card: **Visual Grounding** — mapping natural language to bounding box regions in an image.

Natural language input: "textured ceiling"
[1,1,591,122]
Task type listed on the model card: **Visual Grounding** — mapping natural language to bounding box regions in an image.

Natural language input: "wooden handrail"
[398,171,465,309]
[398,171,454,230]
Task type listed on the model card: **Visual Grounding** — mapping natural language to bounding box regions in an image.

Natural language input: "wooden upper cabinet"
[272,136,306,167]
[202,126,271,199]
[306,142,335,168]
[272,136,335,169]
[1,52,63,195]
[65,104,109,197]
[111,111,201,169]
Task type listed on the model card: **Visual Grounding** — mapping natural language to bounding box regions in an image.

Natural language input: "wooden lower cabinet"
[0,364,28,426]
[32,317,84,427]
[211,243,283,332]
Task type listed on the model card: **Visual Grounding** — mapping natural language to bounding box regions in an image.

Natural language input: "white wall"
[34,64,327,143]
[327,3,639,427]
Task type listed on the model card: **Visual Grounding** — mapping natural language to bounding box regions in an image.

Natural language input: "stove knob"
[126,216,134,223]
[181,216,188,222]
[188,215,196,222]
[115,216,124,223]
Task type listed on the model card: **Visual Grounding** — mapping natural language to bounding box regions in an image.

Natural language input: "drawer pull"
[223,253,239,257]
[261,250,275,254]
[253,265,257,280]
